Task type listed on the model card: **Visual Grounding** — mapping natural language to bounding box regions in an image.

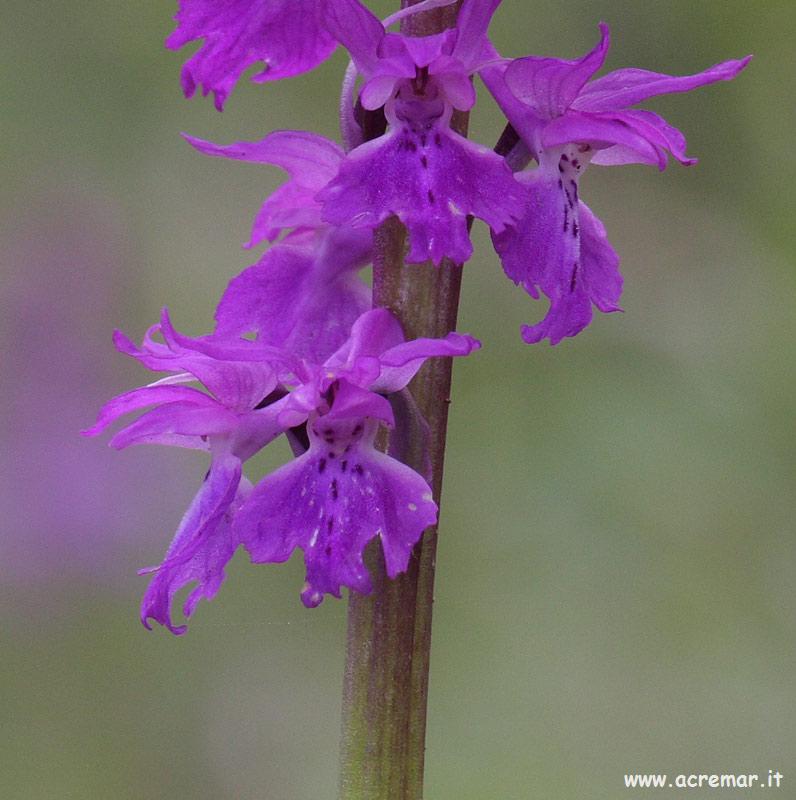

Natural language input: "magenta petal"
[321,0,384,76]
[140,454,244,634]
[606,109,695,166]
[577,201,623,315]
[184,131,344,245]
[453,0,502,71]
[214,228,371,363]
[158,310,280,409]
[520,202,623,345]
[246,183,324,247]
[183,131,343,186]
[238,420,436,607]
[373,333,482,393]
[542,111,665,169]
[325,308,405,372]
[573,55,752,112]
[82,385,216,437]
[167,0,336,110]
[493,168,622,345]
[432,68,477,111]
[112,313,280,412]
[492,169,578,295]
[504,23,610,119]
[360,73,403,111]
[319,126,523,265]
[481,61,545,155]
[108,402,238,450]
[323,380,394,427]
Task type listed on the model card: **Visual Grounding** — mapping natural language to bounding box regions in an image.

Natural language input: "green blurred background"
[2,1,794,797]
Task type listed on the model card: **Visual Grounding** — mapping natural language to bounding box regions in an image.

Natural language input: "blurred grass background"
[1,1,794,798]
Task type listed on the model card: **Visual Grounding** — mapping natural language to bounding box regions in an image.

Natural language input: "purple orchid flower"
[83,310,293,634]
[234,308,481,608]
[317,0,524,266]
[166,0,337,111]
[185,130,373,362]
[483,24,751,344]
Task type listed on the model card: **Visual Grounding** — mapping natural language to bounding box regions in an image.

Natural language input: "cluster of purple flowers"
[87,0,748,633]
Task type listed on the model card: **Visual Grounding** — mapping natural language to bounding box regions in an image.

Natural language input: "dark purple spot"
[420,155,428,169]
[354,464,364,476]
[563,206,569,232]
[328,451,336,459]
[353,425,362,436]
[327,517,334,534]
[570,262,579,292]
[420,133,427,148]
[427,189,435,205]
[561,153,569,162]
[325,545,332,556]
[557,179,563,189]
[572,221,579,238]
[434,133,442,147]
[318,458,327,474]
[341,460,348,472]
[331,479,339,500]
[558,163,564,173]
[572,158,580,169]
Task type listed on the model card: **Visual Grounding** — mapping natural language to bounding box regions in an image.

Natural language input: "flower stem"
[337,4,467,799]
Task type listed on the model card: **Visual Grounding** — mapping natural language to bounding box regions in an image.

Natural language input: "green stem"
[337,4,468,799]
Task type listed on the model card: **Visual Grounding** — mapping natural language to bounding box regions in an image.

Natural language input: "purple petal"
[604,109,695,165]
[238,418,436,607]
[492,169,578,294]
[158,310,280,410]
[214,228,371,363]
[577,201,623,315]
[184,131,344,245]
[492,167,622,345]
[325,308,405,372]
[480,61,545,157]
[360,73,404,111]
[542,111,665,169]
[323,380,394,427]
[453,0,502,71]
[245,183,324,248]
[167,0,336,110]
[321,0,384,76]
[140,454,244,634]
[82,385,217,437]
[183,131,343,186]
[394,30,454,69]
[520,202,622,344]
[108,402,237,450]
[373,333,481,393]
[573,55,752,112]
[231,398,294,462]
[112,314,280,411]
[319,126,524,265]
[430,59,478,110]
[504,23,610,119]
